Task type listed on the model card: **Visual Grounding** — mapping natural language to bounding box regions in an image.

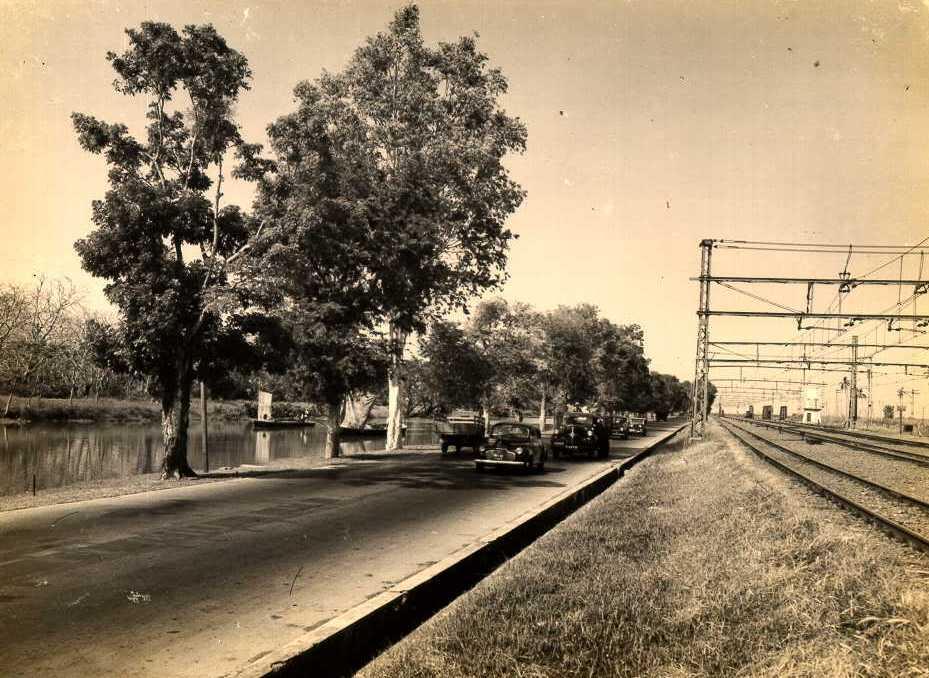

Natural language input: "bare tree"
[1,277,81,417]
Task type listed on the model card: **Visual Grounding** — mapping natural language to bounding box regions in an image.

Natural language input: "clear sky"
[3,0,929,402]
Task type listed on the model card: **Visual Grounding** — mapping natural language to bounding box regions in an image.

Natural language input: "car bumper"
[475,459,527,468]
[551,441,597,451]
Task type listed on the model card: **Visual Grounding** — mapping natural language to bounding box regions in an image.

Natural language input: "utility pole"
[867,368,872,428]
[848,336,858,429]
[906,389,920,435]
[898,387,906,434]
[200,381,209,474]
[690,239,713,438]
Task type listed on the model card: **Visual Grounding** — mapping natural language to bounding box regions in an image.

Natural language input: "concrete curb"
[230,423,686,678]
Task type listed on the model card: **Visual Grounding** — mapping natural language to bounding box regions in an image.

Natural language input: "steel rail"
[724,419,929,507]
[719,420,929,555]
[806,425,929,451]
[729,417,929,467]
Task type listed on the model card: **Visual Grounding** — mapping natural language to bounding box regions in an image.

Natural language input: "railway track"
[725,416,929,468]
[720,418,929,555]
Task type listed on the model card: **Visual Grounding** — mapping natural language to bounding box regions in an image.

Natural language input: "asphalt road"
[0,420,681,677]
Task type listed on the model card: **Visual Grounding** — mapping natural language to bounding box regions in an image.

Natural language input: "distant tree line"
[405,298,694,426]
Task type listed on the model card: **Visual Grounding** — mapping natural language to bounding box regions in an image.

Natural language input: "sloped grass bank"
[360,423,929,677]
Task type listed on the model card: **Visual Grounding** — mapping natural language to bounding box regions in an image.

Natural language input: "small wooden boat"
[252,419,317,430]
[339,426,387,438]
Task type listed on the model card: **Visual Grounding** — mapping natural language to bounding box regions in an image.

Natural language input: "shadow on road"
[252,460,572,491]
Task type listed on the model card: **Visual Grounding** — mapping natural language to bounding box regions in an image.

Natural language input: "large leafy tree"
[464,299,540,429]
[72,23,263,477]
[593,321,650,415]
[294,5,527,449]
[245,78,391,457]
[539,305,602,416]
[416,319,493,416]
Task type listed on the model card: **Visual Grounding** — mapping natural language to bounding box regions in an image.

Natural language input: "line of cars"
[437,411,650,474]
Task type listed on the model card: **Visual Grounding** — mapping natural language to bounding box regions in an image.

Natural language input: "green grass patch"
[360,424,929,677]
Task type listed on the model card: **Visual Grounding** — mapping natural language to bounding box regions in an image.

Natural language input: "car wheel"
[441,443,449,455]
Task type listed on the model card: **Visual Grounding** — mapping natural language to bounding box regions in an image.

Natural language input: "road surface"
[0,421,681,677]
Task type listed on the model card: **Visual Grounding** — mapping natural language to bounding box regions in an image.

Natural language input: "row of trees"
[407,299,694,427]
[69,6,709,477]
[72,6,526,476]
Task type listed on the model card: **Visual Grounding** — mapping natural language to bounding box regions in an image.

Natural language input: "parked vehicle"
[609,414,630,440]
[435,412,485,455]
[551,413,610,458]
[628,416,647,436]
[476,422,547,473]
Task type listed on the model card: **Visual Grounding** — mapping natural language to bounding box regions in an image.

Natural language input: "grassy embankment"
[0,396,318,423]
[360,423,929,677]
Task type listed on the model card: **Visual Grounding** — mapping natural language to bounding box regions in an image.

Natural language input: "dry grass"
[359,423,929,677]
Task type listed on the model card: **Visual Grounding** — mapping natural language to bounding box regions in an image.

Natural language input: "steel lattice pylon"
[690,239,713,438]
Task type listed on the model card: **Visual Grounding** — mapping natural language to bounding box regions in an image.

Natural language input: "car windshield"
[630,417,645,423]
[565,415,593,425]
[491,424,531,437]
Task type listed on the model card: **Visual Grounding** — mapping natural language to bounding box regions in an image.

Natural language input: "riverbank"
[359,422,929,677]
[0,396,318,423]
[0,443,440,513]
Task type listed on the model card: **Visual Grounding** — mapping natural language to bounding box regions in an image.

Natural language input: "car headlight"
[515,446,525,456]
[587,429,594,437]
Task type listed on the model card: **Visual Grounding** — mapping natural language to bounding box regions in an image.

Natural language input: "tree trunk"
[325,401,343,459]
[482,403,492,435]
[385,323,407,451]
[539,390,547,432]
[160,360,197,479]
[2,391,12,418]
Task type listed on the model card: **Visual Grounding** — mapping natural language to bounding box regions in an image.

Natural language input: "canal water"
[0,419,438,497]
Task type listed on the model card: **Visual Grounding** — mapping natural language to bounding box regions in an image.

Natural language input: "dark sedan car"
[476,422,547,473]
[629,416,648,436]
[550,413,610,459]
[609,414,630,440]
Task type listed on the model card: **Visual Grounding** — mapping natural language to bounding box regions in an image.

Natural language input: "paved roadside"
[0,420,681,678]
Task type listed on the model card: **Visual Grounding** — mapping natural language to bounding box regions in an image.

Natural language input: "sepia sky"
[3,0,929,405]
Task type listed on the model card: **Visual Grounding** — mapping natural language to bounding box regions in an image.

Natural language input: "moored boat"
[251,418,317,429]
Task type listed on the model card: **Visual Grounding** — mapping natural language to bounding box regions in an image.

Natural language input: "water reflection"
[0,419,437,496]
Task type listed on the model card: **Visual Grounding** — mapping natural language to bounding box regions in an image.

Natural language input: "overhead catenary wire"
[693,235,929,432]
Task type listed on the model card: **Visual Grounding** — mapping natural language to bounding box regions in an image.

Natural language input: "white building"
[803,386,823,425]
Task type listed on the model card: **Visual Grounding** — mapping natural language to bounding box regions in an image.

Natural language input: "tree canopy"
[72,22,264,477]
[279,4,527,448]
